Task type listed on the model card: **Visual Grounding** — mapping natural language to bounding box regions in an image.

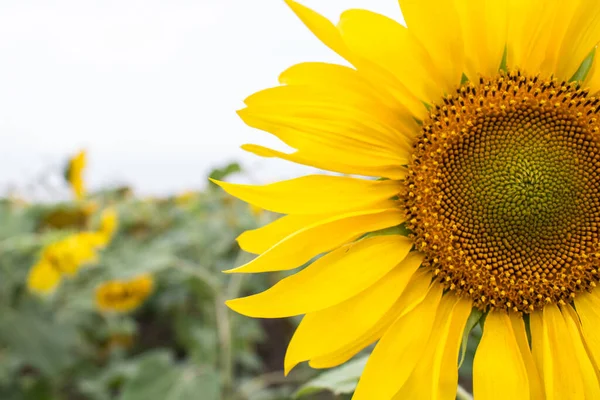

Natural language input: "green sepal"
[458,308,484,368]
[570,48,596,83]
[363,223,412,239]
[499,46,508,73]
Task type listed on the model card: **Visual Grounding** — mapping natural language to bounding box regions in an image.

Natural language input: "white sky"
[0,0,403,196]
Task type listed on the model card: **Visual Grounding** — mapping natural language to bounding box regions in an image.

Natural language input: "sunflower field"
[0,151,479,400]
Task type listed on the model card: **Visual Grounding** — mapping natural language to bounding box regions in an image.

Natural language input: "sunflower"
[27,209,119,295]
[66,150,87,200]
[216,1,600,398]
[95,274,154,313]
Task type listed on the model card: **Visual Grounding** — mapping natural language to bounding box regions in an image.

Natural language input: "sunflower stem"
[215,292,233,398]
[456,384,474,400]
[217,274,243,399]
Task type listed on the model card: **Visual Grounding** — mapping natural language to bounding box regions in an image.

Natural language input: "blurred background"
[0,0,402,197]
[0,1,479,400]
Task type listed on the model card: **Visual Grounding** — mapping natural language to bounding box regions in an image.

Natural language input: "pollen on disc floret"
[406,71,600,313]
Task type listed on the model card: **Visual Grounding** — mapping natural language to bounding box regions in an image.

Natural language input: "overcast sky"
[0,0,403,196]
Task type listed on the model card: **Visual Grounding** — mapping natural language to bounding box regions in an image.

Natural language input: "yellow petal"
[237,214,327,255]
[473,311,529,400]
[574,290,600,368]
[555,2,600,80]
[278,61,420,134]
[585,54,600,94]
[284,0,353,61]
[455,0,508,79]
[539,1,582,76]
[225,208,406,274]
[337,9,442,103]
[352,283,443,400]
[97,207,118,245]
[27,260,62,295]
[531,304,586,399]
[308,268,433,369]
[279,62,402,110]
[241,144,408,180]
[512,0,561,76]
[68,150,87,200]
[509,313,545,399]
[238,107,410,167]
[284,253,425,373]
[505,0,550,74]
[529,311,546,395]
[226,235,414,318]
[284,0,426,119]
[240,85,414,153]
[212,175,402,215]
[562,305,600,398]
[398,0,464,94]
[392,294,473,400]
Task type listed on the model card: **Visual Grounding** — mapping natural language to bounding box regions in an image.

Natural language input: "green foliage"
[0,170,325,400]
[208,163,243,185]
[295,356,368,398]
[118,351,221,400]
[0,162,480,400]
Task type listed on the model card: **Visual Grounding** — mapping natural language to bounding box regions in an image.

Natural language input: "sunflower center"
[406,72,600,313]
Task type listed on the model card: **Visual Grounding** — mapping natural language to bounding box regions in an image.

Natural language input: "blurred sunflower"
[28,208,119,295]
[217,0,600,399]
[95,274,154,313]
[66,150,87,200]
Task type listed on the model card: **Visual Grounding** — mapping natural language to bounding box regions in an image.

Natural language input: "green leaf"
[295,355,368,398]
[458,308,483,368]
[0,308,80,377]
[571,48,596,82]
[208,163,242,184]
[119,353,220,400]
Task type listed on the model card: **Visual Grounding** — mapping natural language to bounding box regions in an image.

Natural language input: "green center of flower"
[406,72,600,313]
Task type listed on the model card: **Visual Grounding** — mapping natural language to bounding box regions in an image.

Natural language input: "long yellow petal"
[284,0,426,119]
[505,0,551,74]
[241,85,414,150]
[539,1,582,76]
[212,175,402,215]
[352,283,443,400]
[337,9,442,103]
[574,290,600,368]
[398,0,464,94]
[279,62,422,132]
[392,294,472,400]
[284,254,425,373]
[585,55,600,94]
[509,313,545,399]
[529,311,547,399]
[241,144,408,180]
[531,304,586,399]
[555,1,600,80]
[226,235,414,318]
[284,0,353,61]
[238,107,410,166]
[455,0,507,79]
[225,208,406,274]
[237,214,326,255]
[515,1,560,76]
[562,305,600,398]
[278,62,404,111]
[309,269,433,369]
[473,311,529,400]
